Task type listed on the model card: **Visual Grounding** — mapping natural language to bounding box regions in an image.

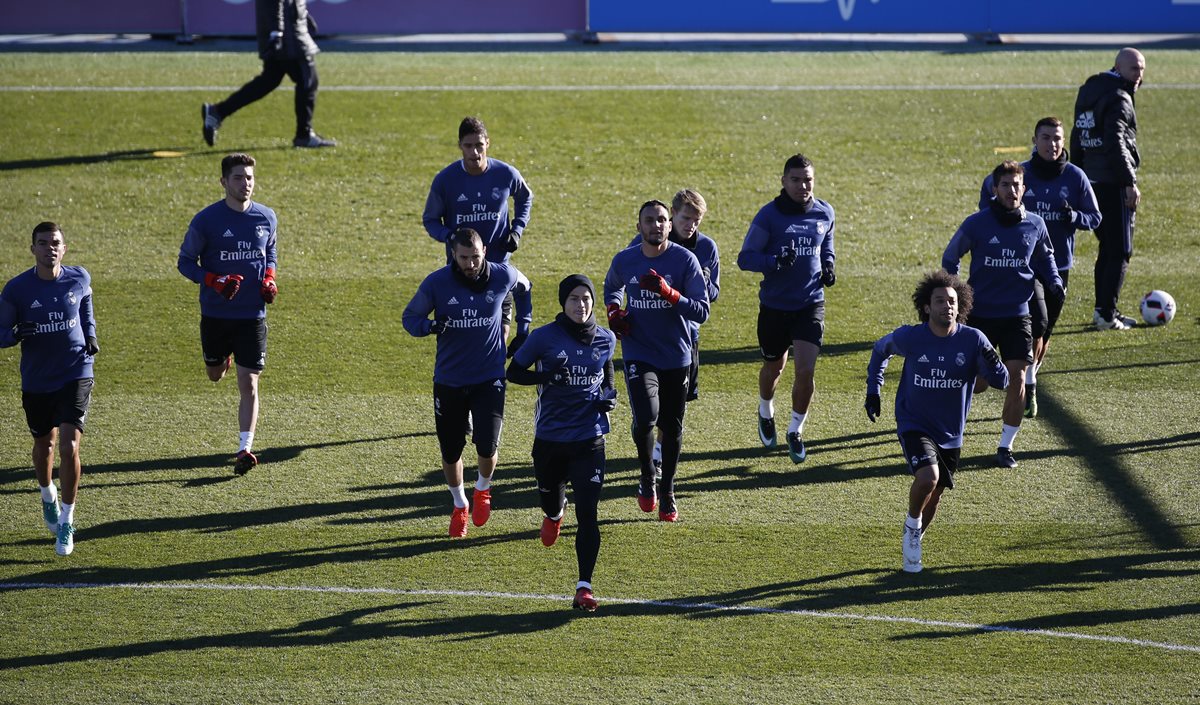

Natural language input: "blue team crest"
[816,222,826,236]
[66,290,77,306]
[955,352,966,367]
[592,347,602,361]
[255,225,269,239]
[485,290,496,303]
[491,187,501,201]
[1022,232,1035,247]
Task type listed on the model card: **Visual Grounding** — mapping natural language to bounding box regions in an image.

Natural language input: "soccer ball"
[1139,290,1176,326]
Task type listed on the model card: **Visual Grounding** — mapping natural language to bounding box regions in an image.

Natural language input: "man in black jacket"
[202,0,336,149]
[1070,47,1144,330]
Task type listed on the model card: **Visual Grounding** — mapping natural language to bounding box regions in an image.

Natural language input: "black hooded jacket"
[1069,70,1139,186]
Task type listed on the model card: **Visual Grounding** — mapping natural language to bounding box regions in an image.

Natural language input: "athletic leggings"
[532,436,604,583]
[623,361,689,498]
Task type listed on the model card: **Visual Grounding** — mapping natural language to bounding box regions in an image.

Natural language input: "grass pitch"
[0,46,1198,704]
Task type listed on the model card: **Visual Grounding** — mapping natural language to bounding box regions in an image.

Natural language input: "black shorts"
[433,379,506,463]
[966,314,1033,365]
[898,431,960,490]
[758,302,825,361]
[201,316,268,371]
[532,435,605,517]
[23,378,93,437]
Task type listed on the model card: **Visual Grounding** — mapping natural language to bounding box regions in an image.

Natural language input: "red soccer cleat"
[636,483,657,513]
[572,587,598,612]
[233,449,257,476]
[540,515,562,547]
[658,496,679,522]
[472,488,491,527]
[449,506,469,537]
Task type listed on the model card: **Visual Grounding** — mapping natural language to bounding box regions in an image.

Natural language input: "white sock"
[758,397,774,419]
[1000,424,1020,450]
[475,474,492,492]
[1025,366,1037,385]
[61,502,75,525]
[905,514,922,531]
[40,483,57,503]
[448,484,468,509]
[239,431,254,453]
[652,442,662,463]
[576,580,592,591]
[788,411,806,435]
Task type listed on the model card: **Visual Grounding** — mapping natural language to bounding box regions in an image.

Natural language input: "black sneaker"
[1024,383,1037,418]
[787,432,807,463]
[293,132,337,148]
[758,413,776,448]
[995,446,1018,468]
[202,103,221,147]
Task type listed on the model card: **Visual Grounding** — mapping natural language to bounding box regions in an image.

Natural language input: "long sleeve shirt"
[0,266,96,393]
[178,199,278,320]
[737,198,835,310]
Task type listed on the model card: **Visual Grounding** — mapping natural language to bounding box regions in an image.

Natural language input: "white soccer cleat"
[902,523,922,573]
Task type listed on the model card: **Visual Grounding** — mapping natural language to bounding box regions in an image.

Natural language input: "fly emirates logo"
[983,246,1026,269]
[447,308,495,329]
[219,240,265,262]
[912,367,963,390]
[35,310,78,334]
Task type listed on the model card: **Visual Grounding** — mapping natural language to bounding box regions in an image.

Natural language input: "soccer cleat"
[449,506,469,537]
[201,103,221,146]
[233,449,258,475]
[572,587,598,612]
[636,481,657,513]
[995,446,1018,469]
[293,132,337,148]
[1024,383,1038,418]
[901,523,922,573]
[786,432,807,463]
[42,497,60,534]
[658,495,679,523]
[1114,310,1138,328]
[55,522,75,556]
[757,413,777,448]
[1093,309,1131,331]
[540,515,562,547]
[471,488,491,527]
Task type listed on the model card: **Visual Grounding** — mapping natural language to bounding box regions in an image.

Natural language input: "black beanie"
[558,274,595,307]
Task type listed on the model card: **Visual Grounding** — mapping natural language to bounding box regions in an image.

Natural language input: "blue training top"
[0,265,97,393]
[628,229,720,345]
[403,262,532,387]
[867,323,1008,449]
[422,158,533,264]
[941,207,1061,318]
[737,197,835,311]
[513,319,617,443]
[178,199,278,320]
[602,242,709,369]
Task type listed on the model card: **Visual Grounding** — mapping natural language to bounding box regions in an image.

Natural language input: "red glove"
[261,267,278,304]
[204,272,244,301]
[638,268,681,305]
[606,303,631,339]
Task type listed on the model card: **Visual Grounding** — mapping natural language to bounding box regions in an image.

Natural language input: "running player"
[0,222,99,556]
[603,200,709,522]
[865,270,1008,572]
[178,153,279,475]
[403,227,533,537]
[507,274,616,612]
[737,153,836,463]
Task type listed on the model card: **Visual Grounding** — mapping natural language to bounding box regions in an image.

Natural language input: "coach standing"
[1070,47,1145,331]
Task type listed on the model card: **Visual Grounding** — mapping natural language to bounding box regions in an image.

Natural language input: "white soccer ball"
[1140,290,1176,326]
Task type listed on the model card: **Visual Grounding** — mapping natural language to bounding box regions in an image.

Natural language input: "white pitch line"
[0,84,1198,93]
[3,580,1198,654]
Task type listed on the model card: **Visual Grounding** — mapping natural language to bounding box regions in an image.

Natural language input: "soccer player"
[507,274,617,612]
[1071,47,1145,331]
[603,200,709,522]
[178,153,279,475]
[737,153,836,463]
[627,189,720,471]
[979,117,1101,417]
[423,117,534,345]
[0,222,99,556]
[403,227,533,537]
[865,271,1008,573]
[201,0,336,148]
[943,160,1063,469]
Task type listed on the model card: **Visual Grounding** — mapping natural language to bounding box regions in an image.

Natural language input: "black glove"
[775,243,798,270]
[86,336,100,356]
[865,393,881,423]
[429,316,449,336]
[504,229,521,253]
[982,345,1002,369]
[1060,202,1077,225]
[1046,283,1066,309]
[821,263,836,288]
[542,364,569,386]
[595,395,618,413]
[506,331,527,359]
[13,321,38,340]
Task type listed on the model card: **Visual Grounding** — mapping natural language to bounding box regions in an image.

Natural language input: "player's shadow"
[0,600,583,670]
[0,432,434,492]
[0,145,289,172]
